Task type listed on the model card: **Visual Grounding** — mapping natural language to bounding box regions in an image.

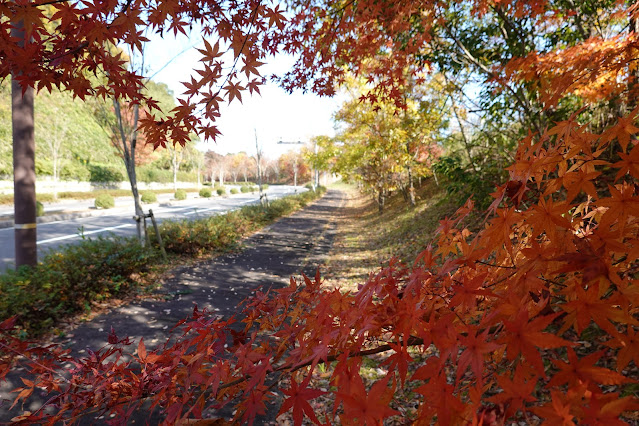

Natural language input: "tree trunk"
[12,20,37,268]
[172,150,178,192]
[113,100,145,244]
[407,161,415,206]
[377,187,385,213]
[12,76,36,267]
[52,152,58,201]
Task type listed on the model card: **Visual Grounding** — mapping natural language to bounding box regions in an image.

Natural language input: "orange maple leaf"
[606,326,639,371]
[531,390,576,426]
[561,285,637,335]
[612,142,639,181]
[598,183,639,232]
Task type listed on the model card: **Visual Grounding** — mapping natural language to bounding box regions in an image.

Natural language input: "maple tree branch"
[0,340,73,386]
[484,268,519,289]
[45,41,89,64]
[194,4,261,118]
[475,259,516,269]
[440,21,543,135]
[215,336,425,395]
[32,0,72,6]
[119,0,135,15]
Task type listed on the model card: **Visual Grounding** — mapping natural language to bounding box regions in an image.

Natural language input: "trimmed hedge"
[36,201,45,217]
[175,189,187,200]
[141,192,157,203]
[95,194,115,209]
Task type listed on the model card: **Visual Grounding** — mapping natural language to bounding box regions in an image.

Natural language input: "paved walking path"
[0,189,347,424]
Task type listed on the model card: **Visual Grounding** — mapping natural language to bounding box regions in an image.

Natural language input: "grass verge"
[323,179,466,290]
[0,187,326,338]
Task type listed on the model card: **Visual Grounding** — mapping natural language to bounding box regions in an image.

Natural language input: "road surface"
[0,185,303,270]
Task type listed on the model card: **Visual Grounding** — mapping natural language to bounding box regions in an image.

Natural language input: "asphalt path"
[0,185,303,270]
[0,189,346,424]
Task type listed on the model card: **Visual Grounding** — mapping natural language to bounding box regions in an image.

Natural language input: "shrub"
[432,155,505,210]
[230,188,239,194]
[203,182,212,186]
[60,162,91,181]
[35,201,45,217]
[89,164,125,183]
[260,184,269,190]
[240,186,249,193]
[216,187,226,196]
[174,189,187,200]
[0,236,154,335]
[137,167,172,184]
[304,182,314,190]
[199,188,212,198]
[94,194,115,209]
[159,213,248,257]
[141,192,157,203]
[251,186,258,192]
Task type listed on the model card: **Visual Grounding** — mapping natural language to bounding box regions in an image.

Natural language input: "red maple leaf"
[277,377,325,425]
[489,365,538,419]
[548,348,635,390]
[456,327,501,383]
[499,310,570,376]
[337,374,398,425]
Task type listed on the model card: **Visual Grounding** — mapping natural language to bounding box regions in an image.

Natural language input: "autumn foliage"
[2,0,639,424]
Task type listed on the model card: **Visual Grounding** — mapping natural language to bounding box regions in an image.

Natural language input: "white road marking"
[184,207,220,216]
[37,224,134,245]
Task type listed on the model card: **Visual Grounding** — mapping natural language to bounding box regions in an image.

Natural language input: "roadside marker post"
[133,210,168,261]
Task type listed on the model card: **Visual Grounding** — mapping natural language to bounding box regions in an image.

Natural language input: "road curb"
[0,207,132,229]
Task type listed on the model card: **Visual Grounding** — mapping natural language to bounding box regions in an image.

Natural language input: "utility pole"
[255,129,267,207]
[313,140,320,188]
[12,19,37,267]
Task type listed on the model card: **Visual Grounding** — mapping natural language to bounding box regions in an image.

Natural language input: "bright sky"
[144,31,344,159]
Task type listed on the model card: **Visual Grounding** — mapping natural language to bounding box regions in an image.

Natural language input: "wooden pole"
[148,209,167,261]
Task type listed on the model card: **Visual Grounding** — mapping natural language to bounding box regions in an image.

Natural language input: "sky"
[143,31,344,159]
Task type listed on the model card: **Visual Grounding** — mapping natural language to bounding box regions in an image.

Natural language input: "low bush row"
[0,188,203,207]
[0,187,327,337]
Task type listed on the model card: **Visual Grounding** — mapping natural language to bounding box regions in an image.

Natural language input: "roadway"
[0,185,304,271]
